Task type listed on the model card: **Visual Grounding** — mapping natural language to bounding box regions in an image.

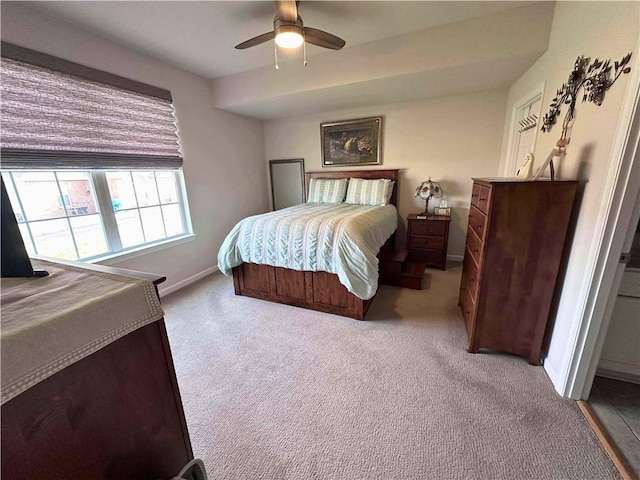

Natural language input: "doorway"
[585,218,640,479]
[504,83,544,176]
[565,47,640,479]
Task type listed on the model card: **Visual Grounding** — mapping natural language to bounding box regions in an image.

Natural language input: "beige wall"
[497,1,639,385]
[0,2,268,295]
[264,89,508,258]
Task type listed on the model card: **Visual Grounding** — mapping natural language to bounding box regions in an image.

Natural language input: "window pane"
[4,168,189,262]
[156,171,178,204]
[57,172,98,216]
[30,219,77,260]
[132,171,159,207]
[12,171,65,221]
[2,173,25,222]
[115,210,145,248]
[106,172,137,210]
[18,223,35,255]
[162,204,184,236]
[140,206,165,242]
[69,214,108,258]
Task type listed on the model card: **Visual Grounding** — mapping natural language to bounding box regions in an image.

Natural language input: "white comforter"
[217,203,398,300]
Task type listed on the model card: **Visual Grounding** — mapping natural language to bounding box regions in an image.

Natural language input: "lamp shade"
[415,178,442,201]
[415,178,443,215]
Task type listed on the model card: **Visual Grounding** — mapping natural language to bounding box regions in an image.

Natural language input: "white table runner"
[1,259,164,404]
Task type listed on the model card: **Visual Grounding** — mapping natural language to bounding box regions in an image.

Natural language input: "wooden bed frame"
[231,169,399,320]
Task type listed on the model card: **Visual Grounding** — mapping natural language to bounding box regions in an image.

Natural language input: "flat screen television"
[1,176,48,277]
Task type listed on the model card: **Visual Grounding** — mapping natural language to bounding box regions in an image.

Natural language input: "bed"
[218,169,399,320]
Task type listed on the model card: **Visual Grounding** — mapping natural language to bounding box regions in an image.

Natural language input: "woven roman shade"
[0,42,182,170]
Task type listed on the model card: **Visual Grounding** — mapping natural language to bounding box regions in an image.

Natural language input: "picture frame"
[434,207,451,216]
[320,117,382,167]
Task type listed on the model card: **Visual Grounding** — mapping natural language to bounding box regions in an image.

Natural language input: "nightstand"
[407,214,450,270]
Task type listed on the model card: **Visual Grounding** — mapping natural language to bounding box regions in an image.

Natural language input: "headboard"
[304,169,399,207]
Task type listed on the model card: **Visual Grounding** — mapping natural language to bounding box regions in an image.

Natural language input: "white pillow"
[345,178,394,206]
[307,178,348,203]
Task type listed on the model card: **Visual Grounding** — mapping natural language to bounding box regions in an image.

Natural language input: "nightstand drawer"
[408,249,443,265]
[410,221,446,236]
[409,235,445,250]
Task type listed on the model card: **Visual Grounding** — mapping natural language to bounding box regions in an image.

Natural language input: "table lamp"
[414,177,442,215]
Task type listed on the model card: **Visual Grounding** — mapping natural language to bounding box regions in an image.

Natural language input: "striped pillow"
[345,178,394,206]
[307,178,348,203]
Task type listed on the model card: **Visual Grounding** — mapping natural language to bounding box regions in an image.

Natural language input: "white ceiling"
[24,1,555,119]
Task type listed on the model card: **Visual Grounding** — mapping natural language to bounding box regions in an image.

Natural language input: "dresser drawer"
[471,183,491,213]
[410,220,446,236]
[468,205,486,240]
[461,248,480,300]
[466,227,483,265]
[459,285,476,336]
[409,235,445,250]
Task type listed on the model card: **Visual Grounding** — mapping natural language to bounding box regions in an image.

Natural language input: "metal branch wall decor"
[536,52,632,180]
[542,53,632,139]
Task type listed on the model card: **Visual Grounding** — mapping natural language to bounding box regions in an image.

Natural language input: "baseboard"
[158,266,219,298]
[447,254,463,262]
[596,366,640,385]
[542,356,562,394]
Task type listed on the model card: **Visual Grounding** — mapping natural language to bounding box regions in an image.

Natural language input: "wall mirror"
[269,158,305,210]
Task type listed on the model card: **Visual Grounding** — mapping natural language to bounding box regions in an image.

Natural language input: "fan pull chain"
[274,43,279,71]
[303,35,307,67]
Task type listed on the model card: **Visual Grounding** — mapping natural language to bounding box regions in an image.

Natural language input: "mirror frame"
[269,158,306,210]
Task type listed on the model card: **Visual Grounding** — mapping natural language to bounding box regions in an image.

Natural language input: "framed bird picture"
[321,117,382,167]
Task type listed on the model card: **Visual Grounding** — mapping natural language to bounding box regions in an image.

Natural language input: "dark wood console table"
[1,258,193,480]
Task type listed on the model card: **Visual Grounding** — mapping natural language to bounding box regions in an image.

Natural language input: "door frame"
[557,43,640,399]
[503,81,545,176]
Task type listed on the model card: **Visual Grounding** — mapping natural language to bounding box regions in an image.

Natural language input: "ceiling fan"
[235,0,346,61]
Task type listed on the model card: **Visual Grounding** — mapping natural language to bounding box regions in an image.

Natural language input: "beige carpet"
[162,263,619,480]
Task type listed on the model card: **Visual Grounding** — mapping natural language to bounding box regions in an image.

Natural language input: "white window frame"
[3,168,192,262]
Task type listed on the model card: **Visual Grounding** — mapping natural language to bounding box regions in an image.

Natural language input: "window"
[2,169,187,261]
[0,42,191,262]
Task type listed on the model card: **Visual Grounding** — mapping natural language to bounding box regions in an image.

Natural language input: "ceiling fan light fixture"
[275,25,303,48]
[235,2,345,53]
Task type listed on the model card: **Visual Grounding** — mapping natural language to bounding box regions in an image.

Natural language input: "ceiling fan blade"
[235,31,275,50]
[273,0,298,23]
[303,27,345,50]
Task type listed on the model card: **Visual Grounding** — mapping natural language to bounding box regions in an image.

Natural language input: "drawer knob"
[469,277,475,283]
[471,194,478,198]
[479,197,486,202]
[473,249,479,254]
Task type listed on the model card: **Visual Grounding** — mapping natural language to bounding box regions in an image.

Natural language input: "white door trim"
[581,145,640,398]
[503,81,546,176]
[555,44,640,399]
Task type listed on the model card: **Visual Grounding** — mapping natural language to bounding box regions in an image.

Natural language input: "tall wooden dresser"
[459,178,577,365]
